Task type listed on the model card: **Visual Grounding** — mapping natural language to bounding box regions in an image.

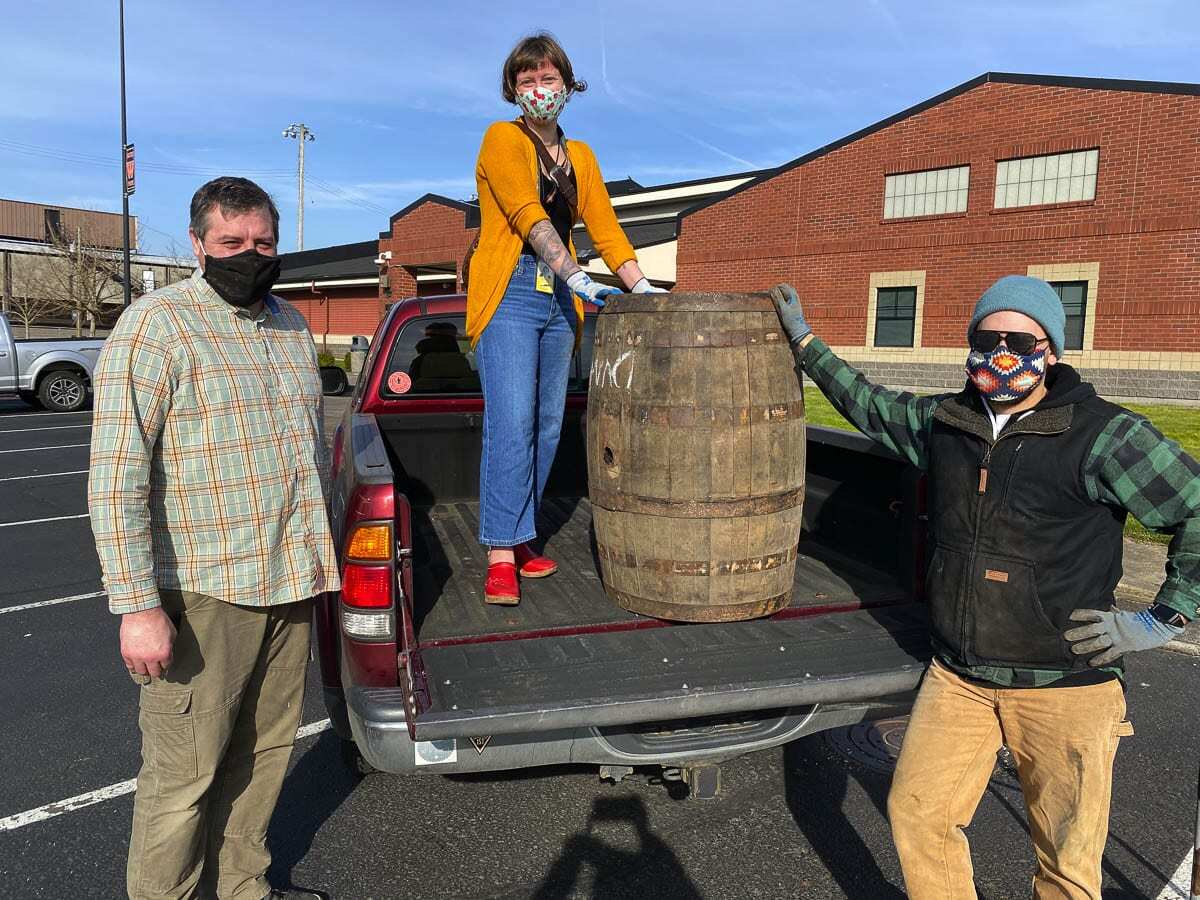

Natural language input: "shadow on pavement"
[984,773,1173,898]
[267,731,360,889]
[784,737,906,899]
[529,795,702,899]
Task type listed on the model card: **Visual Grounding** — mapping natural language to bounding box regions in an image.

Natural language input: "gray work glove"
[769,283,812,345]
[1064,607,1184,667]
[566,271,622,307]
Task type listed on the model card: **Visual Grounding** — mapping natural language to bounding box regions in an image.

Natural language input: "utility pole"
[282,123,315,250]
[118,0,132,306]
[75,226,83,337]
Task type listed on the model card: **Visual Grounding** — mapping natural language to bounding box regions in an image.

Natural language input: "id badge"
[535,260,555,294]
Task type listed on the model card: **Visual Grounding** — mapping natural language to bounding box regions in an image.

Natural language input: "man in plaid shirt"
[771,277,1199,900]
[89,177,338,900]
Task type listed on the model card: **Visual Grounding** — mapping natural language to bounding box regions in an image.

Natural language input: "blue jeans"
[476,255,576,547]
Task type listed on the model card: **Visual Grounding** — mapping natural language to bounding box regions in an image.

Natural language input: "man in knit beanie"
[770,276,1200,899]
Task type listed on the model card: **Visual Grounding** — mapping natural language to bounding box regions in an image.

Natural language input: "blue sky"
[2,0,1198,256]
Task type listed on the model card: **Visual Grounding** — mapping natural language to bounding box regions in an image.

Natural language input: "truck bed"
[411,496,909,644]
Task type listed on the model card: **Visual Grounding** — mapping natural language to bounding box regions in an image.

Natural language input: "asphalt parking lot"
[1,394,1198,899]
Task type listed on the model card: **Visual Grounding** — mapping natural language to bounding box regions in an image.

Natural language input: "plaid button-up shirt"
[88,270,340,614]
[796,335,1200,687]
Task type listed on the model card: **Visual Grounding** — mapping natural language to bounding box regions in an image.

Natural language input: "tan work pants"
[888,659,1133,900]
[126,591,312,900]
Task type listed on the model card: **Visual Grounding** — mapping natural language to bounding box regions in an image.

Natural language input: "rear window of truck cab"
[379,313,597,398]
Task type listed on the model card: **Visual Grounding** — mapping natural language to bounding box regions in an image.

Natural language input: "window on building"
[43,209,62,244]
[884,165,969,219]
[874,286,917,347]
[994,149,1098,209]
[1049,281,1087,351]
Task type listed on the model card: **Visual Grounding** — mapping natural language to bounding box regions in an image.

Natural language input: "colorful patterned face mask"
[965,347,1047,402]
[517,84,569,122]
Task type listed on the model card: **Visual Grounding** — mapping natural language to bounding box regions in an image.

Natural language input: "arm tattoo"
[528,219,580,281]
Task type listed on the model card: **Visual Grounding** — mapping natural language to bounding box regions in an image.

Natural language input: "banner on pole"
[123,144,135,197]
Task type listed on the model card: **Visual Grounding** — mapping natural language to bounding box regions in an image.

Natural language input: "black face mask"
[202,249,281,309]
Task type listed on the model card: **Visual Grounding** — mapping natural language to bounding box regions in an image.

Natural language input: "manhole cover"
[823,718,1022,786]
[823,717,909,773]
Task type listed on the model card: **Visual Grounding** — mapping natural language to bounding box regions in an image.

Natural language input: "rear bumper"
[343,690,917,776]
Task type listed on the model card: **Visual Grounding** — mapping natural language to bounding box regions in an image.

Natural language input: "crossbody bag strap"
[514,120,579,216]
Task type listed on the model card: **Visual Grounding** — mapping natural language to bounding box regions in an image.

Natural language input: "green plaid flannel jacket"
[796,336,1200,687]
[88,271,340,614]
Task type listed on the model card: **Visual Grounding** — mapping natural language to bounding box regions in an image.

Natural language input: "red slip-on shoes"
[484,561,520,605]
[514,543,558,578]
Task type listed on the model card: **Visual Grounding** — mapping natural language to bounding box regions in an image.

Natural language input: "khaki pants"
[888,659,1133,900]
[127,591,312,900]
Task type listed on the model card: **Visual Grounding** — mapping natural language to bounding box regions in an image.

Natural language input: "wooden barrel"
[586,292,805,622]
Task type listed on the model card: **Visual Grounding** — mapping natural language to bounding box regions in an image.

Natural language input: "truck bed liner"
[411,497,908,643]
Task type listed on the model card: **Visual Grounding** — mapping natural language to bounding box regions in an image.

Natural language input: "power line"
[305,176,391,215]
[0,138,293,177]
[0,136,397,222]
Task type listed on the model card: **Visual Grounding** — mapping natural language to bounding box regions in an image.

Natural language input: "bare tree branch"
[22,225,140,336]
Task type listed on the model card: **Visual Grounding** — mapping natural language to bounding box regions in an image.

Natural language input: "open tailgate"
[395,604,929,741]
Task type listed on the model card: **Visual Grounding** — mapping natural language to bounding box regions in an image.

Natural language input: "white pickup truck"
[0,312,106,412]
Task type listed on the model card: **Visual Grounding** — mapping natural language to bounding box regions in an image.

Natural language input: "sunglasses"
[969,330,1049,356]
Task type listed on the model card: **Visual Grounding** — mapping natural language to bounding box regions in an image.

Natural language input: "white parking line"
[0,424,91,433]
[0,411,92,421]
[0,719,332,832]
[0,443,89,455]
[1154,850,1196,899]
[0,514,89,528]
[0,469,88,483]
[0,590,106,615]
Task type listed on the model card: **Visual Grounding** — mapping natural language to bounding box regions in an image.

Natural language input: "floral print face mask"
[517,84,569,122]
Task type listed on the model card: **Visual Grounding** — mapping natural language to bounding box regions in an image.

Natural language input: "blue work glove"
[631,278,667,294]
[1064,606,1185,667]
[769,283,812,345]
[566,271,622,307]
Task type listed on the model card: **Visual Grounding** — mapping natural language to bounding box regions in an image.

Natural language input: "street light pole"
[119,0,132,306]
[282,123,315,251]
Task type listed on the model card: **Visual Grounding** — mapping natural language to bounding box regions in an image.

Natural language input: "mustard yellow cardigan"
[467,120,637,346]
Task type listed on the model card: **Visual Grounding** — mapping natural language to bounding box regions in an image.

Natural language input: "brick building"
[282,172,762,351]
[675,72,1200,401]
[0,198,190,333]
[274,240,383,352]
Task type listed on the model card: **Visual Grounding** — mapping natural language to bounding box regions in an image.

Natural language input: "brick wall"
[379,199,477,300]
[677,82,1200,358]
[282,286,384,343]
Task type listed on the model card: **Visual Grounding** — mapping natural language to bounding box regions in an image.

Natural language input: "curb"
[1165,639,1200,657]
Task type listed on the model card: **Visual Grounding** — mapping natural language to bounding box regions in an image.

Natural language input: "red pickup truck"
[317,293,931,796]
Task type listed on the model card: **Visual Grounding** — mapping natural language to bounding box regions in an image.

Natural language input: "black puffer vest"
[925,365,1127,670]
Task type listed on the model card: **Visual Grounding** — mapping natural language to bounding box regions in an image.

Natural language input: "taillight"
[338,483,400,667]
[341,564,392,608]
[342,609,392,639]
[346,523,391,561]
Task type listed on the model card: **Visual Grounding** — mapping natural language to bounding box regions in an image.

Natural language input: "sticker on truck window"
[387,371,412,394]
[414,738,457,766]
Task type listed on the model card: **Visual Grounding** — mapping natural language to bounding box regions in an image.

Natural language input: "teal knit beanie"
[967,275,1066,356]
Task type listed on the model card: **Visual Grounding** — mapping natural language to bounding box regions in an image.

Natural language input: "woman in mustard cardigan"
[469,32,662,605]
